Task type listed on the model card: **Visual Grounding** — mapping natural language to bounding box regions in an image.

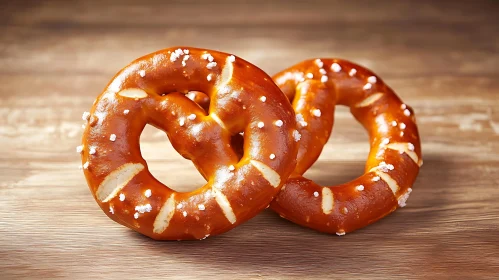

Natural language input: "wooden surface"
[1,0,498,279]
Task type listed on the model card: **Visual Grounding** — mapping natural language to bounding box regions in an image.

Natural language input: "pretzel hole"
[230,133,245,160]
[303,107,369,186]
[140,124,206,192]
[186,91,210,113]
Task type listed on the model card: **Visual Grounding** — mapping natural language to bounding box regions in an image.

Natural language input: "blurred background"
[1,1,498,279]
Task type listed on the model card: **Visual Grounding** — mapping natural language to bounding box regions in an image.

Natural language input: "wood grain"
[1,0,498,279]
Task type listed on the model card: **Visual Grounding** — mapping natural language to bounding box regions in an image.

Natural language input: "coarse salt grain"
[296,114,308,127]
[408,143,415,151]
[379,161,395,172]
[293,130,301,142]
[82,112,90,121]
[331,63,341,72]
[296,114,304,122]
[315,59,324,68]
[207,62,217,69]
[175,48,184,55]
[135,204,152,213]
[398,188,413,207]
[170,52,179,62]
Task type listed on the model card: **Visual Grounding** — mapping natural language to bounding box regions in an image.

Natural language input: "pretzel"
[269,59,422,235]
[79,47,298,240]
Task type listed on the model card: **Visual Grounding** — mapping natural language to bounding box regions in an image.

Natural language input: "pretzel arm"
[270,59,422,235]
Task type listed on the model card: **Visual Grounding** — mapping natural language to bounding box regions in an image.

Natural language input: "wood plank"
[1,22,498,77]
[5,0,499,26]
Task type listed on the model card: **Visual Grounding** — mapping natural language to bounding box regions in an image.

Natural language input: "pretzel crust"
[270,59,422,235]
[80,47,298,240]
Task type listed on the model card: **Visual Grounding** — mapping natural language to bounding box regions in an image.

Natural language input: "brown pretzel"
[79,47,298,240]
[269,59,422,235]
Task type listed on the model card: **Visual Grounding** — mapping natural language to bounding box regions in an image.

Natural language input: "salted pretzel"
[79,47,298,240]
[269,59,422,235]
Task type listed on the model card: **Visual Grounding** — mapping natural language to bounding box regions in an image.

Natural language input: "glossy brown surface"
[270,59,422,234]
[81,47,298,240]
[2,0,499,279]
[191,58,421,234]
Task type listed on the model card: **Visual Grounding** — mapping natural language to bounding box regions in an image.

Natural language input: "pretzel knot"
[270,59,423,235]
[80,47,298,240]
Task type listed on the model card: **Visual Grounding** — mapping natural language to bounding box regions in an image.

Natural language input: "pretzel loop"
[270,59,422,235]
[80,47,298,240]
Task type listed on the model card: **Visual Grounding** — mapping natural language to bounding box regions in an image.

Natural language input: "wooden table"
[1,1,498,279]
